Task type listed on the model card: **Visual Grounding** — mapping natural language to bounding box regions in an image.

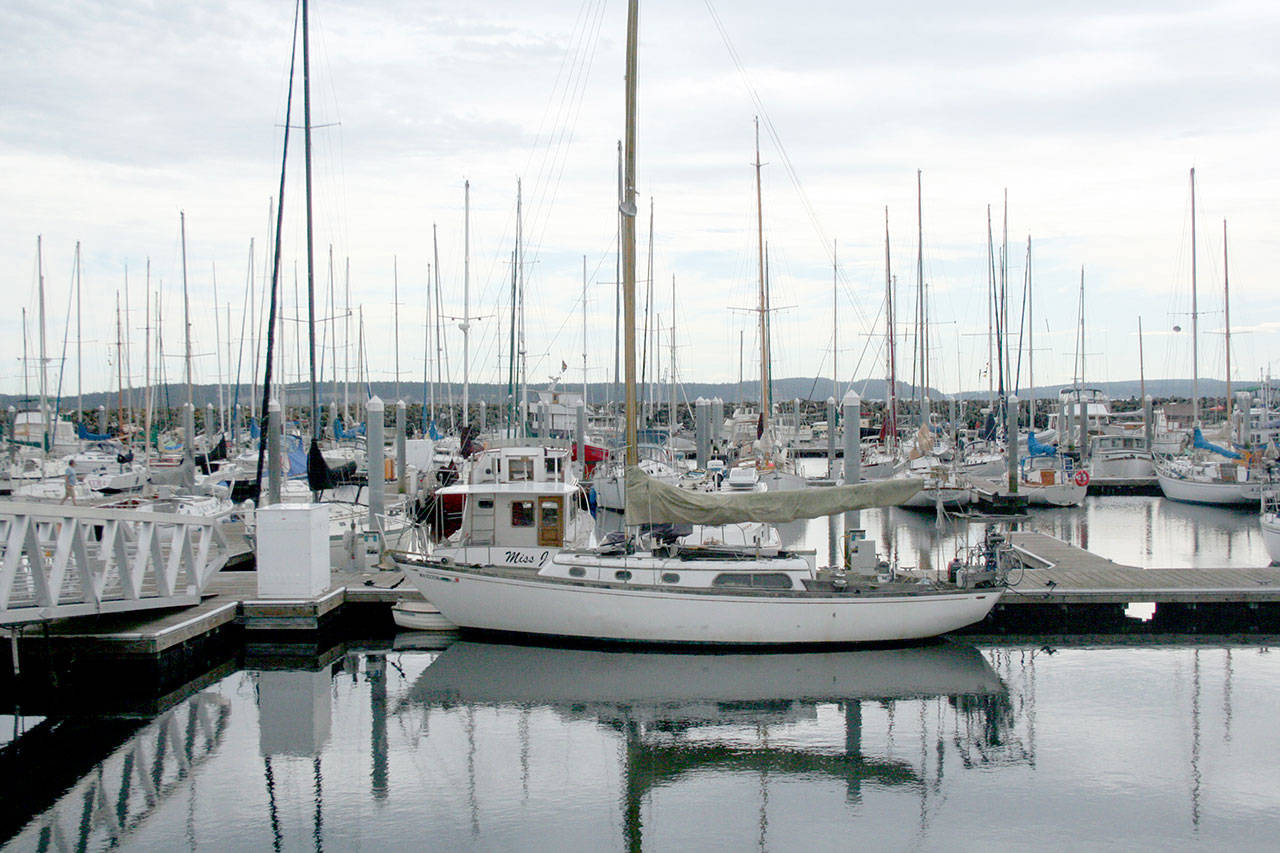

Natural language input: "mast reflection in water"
[5,641,1280,850]
[403,641,1019,851]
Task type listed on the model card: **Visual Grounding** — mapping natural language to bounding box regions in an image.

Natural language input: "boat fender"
[1073,469,1090,487]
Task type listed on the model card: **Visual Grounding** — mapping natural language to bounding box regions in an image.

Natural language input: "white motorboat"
[1018,454,1088,507]
[1088,433,1155,489]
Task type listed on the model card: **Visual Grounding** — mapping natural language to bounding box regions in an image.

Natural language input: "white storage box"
[255,503,331,598]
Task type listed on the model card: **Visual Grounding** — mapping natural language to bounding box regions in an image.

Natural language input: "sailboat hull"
[399,560,1000,645]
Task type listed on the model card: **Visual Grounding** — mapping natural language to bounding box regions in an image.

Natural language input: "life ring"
[1073,469,1090,487]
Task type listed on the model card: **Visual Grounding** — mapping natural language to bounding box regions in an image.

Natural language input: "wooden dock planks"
[1002,531,1280,604]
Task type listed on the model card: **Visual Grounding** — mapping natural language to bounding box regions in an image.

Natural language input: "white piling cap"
[268,398,280,412]
[396,399,406,410]
[842,389,861,406]
[367,395,385,412]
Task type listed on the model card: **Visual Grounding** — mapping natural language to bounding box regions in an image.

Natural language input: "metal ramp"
[0,501,232,626]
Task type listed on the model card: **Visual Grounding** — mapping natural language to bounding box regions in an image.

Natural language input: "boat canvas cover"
[1192,427,1242,460]
[624,465,922,526]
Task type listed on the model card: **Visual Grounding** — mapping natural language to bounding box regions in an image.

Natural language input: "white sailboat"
[1156,172,1261,505]
[391,0,1002,646]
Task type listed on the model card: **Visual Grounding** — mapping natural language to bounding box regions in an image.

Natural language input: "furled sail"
[624,465,922,526]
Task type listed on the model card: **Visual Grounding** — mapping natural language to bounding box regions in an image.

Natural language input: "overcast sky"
[3,0,1278,402]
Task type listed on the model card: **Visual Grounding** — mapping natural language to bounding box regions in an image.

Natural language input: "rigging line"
[525,0,608,281]
[702,0,870,334]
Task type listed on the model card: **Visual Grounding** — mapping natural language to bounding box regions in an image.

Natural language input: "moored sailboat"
[390,0,1003,646]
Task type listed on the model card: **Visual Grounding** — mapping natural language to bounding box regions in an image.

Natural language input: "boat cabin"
[441,443,586,553]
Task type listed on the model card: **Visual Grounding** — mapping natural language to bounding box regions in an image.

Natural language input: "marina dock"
[5,525,1280,700]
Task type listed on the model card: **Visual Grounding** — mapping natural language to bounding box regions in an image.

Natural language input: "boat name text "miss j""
[505,551,550,566]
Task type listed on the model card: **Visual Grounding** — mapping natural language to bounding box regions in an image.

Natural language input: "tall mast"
[1223,219,1232,427]
[37,236,48,453]
[518,180,528,436]
[916,169,925,407]
[144,260,152,460]
[116,292,125,435]
[753,117,769,424]
[431,226,441,424]
[213,262,224,433]
[1138,315,1146,404]
[181,211,193,412]
[463,179,472,428]
[583,255,589,405]
[393,255,401,401]
[621,0,639,466]
[345,257,351,421]
[330,245,338,424]
[75,241,82,421]
[884,208,896,450]
[302,0,319,444]
[832,240,838,402]
[669,275,676,427]
[1026,236,1034,429]
[1190,167,1199,425]
[615,139,623,412]
[22,307,29,408]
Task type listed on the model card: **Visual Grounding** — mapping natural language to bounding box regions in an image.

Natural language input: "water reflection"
[4,693,230,852]
[404,641,1018,850]
[4,641,1275,850]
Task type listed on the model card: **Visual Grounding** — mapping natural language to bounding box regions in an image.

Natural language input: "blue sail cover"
[76,421,112,441]
[286,434,308,478]
[1026,431,1057,457]
[249,418,261,439]
[1193,427,1242,459]
[428,421,443,441]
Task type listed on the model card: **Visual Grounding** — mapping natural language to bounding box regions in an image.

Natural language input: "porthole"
[568,566,585,578]
[661,572,680,584]
[615,570,632,581]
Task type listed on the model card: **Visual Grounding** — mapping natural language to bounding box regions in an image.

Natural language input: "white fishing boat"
[1018,454,1088,507]
[1087,432,1155,489]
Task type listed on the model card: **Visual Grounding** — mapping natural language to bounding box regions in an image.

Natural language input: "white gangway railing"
[0,501,232,626]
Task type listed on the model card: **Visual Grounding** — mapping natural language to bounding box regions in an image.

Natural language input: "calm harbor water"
[3,489,1274,850]
[5,639,1279,851]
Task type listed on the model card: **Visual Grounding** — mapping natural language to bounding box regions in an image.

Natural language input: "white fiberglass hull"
[1262,513,1280,564]
[1157,472,1255,505]
[1022,483,1087,507]
[401,562,1000,645]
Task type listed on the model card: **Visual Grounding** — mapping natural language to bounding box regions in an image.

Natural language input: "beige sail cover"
[624,466,923,526]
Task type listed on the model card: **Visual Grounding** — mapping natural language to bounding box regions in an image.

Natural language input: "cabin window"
[545,456,561,476]
[511,500,535,527]
[661,572,680,584]
[614,570,633,581]
[568,566,586,578]
[477,499,494,510]
[712,573,793,590]
[508,457,534,481]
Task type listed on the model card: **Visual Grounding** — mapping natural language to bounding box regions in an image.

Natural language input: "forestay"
[624,466,922,526]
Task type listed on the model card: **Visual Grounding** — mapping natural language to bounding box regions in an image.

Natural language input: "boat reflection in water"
[405,639,1018,849]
